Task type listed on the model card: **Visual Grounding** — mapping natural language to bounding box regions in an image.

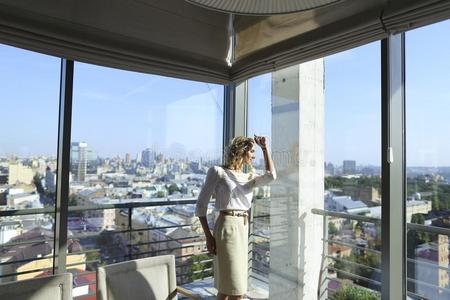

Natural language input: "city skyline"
[1,20,449,165]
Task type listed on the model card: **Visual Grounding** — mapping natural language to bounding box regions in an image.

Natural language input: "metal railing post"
[247,204,255,291]
[318,215,329,300]
[128,207,133,260]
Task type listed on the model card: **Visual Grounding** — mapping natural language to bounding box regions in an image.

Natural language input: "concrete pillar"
[269,59,324,300]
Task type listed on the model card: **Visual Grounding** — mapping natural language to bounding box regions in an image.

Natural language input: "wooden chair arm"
[176,286,201,300]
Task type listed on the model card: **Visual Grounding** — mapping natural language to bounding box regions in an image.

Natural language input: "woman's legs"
[216,293,242,300]
[216,292,227,300]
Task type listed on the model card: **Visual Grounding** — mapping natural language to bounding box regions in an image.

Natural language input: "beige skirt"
[213,213,248,295]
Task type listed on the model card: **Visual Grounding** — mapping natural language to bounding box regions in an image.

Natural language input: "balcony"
[311,209,450,300]
[1,2,450,300]
[2,194,450,300]
[0,197,275,299]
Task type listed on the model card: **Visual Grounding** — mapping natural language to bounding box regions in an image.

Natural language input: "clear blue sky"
[0,19,449,166]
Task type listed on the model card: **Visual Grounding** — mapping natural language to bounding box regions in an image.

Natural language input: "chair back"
[0,272,73,300]
[97,255,177,300]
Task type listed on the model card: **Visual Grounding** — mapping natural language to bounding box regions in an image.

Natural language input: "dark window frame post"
[223,81,248,151]
[53,59,74,274]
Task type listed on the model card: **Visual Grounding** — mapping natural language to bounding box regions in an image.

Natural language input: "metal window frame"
[227,36,409,299]
[53,59,74,274]
[381,33,406,300]
[42,35,409,296]
[223,81,248,151]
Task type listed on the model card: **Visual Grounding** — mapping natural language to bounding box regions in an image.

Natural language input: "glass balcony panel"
[406,19,450,300]
[322,41,382,299]
[69,61,224,298]
[247,73,272,297]
[0,44,60,283]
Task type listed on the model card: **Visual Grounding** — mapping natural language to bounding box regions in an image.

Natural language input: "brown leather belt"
[220,210,249,225]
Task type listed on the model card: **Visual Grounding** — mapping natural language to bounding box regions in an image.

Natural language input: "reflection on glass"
[324,42,381,298]
[0,44,59,283]
[247,73,273,296]
[68,62,223,295]
[406,19,450,300]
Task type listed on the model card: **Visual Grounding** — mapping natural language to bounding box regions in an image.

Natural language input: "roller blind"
[0,0,231,84]
[230,0,450,82]
[383,0,450,33]
[0,0,449,83]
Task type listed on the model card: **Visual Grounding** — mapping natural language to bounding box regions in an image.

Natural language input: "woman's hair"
[223,136,254,170]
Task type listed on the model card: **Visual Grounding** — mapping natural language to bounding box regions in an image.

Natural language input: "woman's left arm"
[254,135,277,184]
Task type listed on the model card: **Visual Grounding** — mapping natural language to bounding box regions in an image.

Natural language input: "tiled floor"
[181,277,269,299]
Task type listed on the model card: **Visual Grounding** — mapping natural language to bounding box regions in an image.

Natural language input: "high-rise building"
[125,153,131,165]
[343,160,356,175]
[44,166,56,192]
[325,162,335,176]
[136,152,142,163]
[71,142,97,164]
[71,142,88,182]
[141,148,155,167]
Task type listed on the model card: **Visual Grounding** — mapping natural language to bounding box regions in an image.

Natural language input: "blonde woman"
[195,135,276,300]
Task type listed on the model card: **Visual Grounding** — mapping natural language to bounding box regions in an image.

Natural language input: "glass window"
[68,62,223,294]
[324,42,382,297]
[0,44,60,282]
[406,19,450,300]
[247,73,272,295]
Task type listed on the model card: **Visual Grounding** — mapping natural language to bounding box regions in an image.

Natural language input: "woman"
[195,135,276,300]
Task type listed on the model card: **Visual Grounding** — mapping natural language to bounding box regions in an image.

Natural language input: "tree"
[167,183,180,195]
[333,252,380,288]
[432,198,441,211]
[328,222,338,235]
[33,173,44,194]
[334,285,380,300]
[410,213,425,225]
[188,253,213,281]
[410,213,430,243]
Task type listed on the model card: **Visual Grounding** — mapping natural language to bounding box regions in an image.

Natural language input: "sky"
[0,19,449,166]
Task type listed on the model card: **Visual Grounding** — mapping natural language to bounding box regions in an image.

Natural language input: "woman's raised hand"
[254,135,268,149]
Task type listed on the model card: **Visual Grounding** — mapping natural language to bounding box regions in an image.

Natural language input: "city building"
[7,163,33,185]
[141,148,156,168]
[71,142,88,182]
[0,220,22,244]
[44,166,56,192]
[343,185,381,206]
[325,162,335,176]
[367,200,432,222]
[406,200,433,222]
[325,195,369,215]
[125,153,131,165]
[0,228,85,283]
[413,236,450,299]
[6,192,41,209]
[342,160,356,175]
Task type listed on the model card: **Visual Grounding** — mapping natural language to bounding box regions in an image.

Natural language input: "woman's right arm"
[199,216,215,255]
[195,166,219,255]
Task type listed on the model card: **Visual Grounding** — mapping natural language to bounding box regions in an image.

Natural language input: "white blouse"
[195,166,277,217]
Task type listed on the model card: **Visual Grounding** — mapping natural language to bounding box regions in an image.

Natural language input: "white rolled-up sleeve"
[195,167,219,217]
[251,170,277,188]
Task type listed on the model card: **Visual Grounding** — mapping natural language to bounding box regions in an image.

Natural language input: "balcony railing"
[0,199,214,299]
[312,208,450,300]
[3,199,449,300]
